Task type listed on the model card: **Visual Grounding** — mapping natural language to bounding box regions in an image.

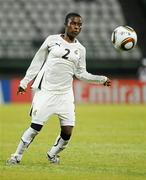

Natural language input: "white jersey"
[20,34,107,93]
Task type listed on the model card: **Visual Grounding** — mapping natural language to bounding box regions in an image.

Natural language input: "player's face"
[66,17,82,38]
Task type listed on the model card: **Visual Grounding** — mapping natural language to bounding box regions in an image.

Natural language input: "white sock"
[48,135,69,157]
[14,127,38,157]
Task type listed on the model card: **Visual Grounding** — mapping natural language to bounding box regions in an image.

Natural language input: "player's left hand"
[17,86,26,95]
[103,78,111,86]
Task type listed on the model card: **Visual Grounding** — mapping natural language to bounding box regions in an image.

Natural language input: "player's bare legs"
[47,125,73,164]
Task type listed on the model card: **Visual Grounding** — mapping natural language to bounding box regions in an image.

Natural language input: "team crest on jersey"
[74,50,79,55]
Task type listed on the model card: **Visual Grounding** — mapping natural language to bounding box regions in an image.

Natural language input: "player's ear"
[64,22,68,26]
[64,19,69,26]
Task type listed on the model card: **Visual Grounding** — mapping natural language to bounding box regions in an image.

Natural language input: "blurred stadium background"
[0,0,146,104]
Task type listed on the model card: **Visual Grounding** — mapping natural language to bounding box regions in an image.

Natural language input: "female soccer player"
[7,12,111,165]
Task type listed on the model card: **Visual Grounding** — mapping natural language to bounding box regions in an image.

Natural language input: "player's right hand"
[103,78,111,87]
[17,86,26,95]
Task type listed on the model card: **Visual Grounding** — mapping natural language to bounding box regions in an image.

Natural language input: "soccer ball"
[111,25,137,51]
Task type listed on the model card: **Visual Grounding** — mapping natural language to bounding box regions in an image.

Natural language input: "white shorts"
[30,89,75,126]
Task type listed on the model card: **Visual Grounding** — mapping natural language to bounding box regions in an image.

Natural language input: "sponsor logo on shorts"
[33,110,37,116]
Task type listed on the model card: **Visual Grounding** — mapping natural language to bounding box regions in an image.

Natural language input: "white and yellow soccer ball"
[111,25,137,51]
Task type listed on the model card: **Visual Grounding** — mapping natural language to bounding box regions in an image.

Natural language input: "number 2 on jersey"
[62,49,70,59]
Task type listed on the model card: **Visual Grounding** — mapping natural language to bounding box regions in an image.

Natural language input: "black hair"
[65,12,81,25]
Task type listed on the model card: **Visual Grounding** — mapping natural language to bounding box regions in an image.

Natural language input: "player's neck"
[61,34,75,43]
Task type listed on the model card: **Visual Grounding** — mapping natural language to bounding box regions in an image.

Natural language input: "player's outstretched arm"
[103,78,111,86]
[19,36,50,90]
[17,86,26,95]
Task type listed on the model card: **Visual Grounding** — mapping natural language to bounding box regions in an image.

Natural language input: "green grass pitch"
[0,104,146,180]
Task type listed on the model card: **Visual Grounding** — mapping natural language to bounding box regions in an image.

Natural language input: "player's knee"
[60,131,71,141]
[31,123,43,132]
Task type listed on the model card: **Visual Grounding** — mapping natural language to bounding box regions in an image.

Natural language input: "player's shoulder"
[75,39,86,51]
[43,34,61,47]
[45,34,60,41]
